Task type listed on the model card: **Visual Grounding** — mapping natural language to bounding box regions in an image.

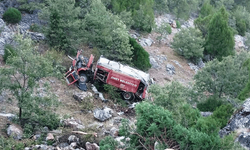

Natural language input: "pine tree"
[205,7,235,61]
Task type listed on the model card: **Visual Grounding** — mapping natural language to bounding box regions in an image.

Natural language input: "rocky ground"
[0,3,249,149]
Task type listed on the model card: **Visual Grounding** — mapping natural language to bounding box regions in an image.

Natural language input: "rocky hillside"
[0,1,250,150]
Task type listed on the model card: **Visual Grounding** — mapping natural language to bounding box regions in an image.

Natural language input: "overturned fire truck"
[65,50,151,100]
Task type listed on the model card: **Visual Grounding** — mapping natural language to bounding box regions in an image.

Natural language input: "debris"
[94,107,113,122]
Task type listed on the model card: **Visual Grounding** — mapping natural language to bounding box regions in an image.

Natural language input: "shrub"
[99,136,118,150]
[211,104,234,128]
[236,19,246,36]
[129,37,151,71]
[3,7,22,24]
[3,44,17,62]
[197,96,224,112]
[194,116,220,135]
[176,20,181,28]
[29,23,41,32]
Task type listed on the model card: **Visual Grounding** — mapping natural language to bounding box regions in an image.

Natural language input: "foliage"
[234,6,250,35]
[199,0,214,18]
[149,81,187,111]
[0,35,59,129]
[3,44,17,62]
[194,15,213,38]
[194,52,249,99]
[103,84,126,106]
[0,136,25,150]
[119,119,131,137]
[197,96,224,111]
[211,104,234,128]
[3,7,21,24]
[29,23,41,32]
[129,37,151,71]
[153,0,169,15]
[238,58,250,100]
[132,102,225,150]
[111,0,155,32]
[194,116,220,135]
[39,0,83,54]
[171,28,204,63]
[17,0,44,13]
[99,136,118,150]
[85,0,132,64]
[154,22,172,44]
[177,104,201,128]
[176,20,181,28]
[205,7,235,61]
[167,0,199,20]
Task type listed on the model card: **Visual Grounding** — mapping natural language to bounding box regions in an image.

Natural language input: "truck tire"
[79,73,88,83]
[122,92,135,100]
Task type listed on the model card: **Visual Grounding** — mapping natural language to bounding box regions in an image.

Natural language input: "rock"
[188,63,199,73]
[200,112,213,117]
[86,142,100,150]
[113,116,123,125]
[219,98,250,149]
[171,60,182,68]
[91,84,108,102]
[235,35,246,50]
[87,122,103,129]
[0,113,16,121]
[171,20,177,28]
[73,91,93,102]
[68,135,79,143]
[236,132,250,149]
[70,142,77,148]
[110,127,119,137]
[115,136,125,147]
[7,124,23,140]
[150,56,160,69]
[139,38,153,47]
[94,107,113,122]
[46,133,54,141]
[62,117,85,130]
[197,58,205,68]
[58,142,69,148]
[25,31,45,41]
[166,64,175,75]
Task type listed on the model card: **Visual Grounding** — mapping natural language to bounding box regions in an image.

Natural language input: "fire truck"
[65,50,150,100]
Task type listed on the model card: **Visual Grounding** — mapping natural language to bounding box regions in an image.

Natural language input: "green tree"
[154,22,172,44]
[111,0,155,32]
[84,0,132,63]
[194,52,249,98]
[39,0,82,54]
[3,7,22,24]
[171,28,204,63]
[167,0,199,20]
[205,7,235,61]
[199,0,214,18]
[234,6,250,35]
[0,35,58,127]
[194,15,213,37]
[129,37,151,71]
[153,0,169,15]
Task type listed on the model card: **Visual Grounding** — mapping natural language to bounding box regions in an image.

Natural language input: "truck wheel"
[79,73,88,83]
[122,92,134,100]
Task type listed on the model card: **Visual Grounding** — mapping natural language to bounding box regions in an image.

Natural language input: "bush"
[3,7,22,24]
[176,20,181,28]
[236,19,246,36]
[3,44,17,62]
[129,37,151,71]
[211,104,234,128]
[197,96,224,112]
[99,136,118,150]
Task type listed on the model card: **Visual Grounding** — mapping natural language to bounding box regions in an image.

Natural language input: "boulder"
[94,107,113,122]
[139,38,153,47]
[188,63,199,73]
[73,91,93,102]
[166,64,175,75]
[110,127,119,137]
[68,135,79,143]
[197,58,205,69]
[7,124,23,140]
[200,112,213,117]
[62,117,85,130]
[150,56,160,69]
[46,133,54,141]
[219,98,250,149]
[86,142,100,150]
